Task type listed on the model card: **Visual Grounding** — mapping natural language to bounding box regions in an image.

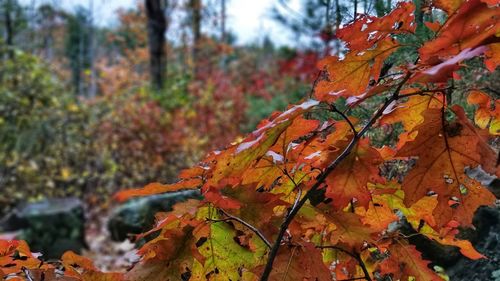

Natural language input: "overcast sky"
[20,0,297,46]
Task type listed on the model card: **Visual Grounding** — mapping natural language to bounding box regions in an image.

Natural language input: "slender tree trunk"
[190,0,202,77]
[334,0,341,54]
[354,0,358,19]
[324,0,332,55]
[334,0,341,29]
[145,0,167,90]
[220,0,227,70]
[221,0,226,44]
[3,0,14,59]
[88,0,97,98]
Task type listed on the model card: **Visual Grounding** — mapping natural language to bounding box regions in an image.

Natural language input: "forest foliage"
[1,0,500,280]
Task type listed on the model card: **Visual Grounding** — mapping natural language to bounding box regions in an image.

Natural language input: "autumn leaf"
[325,138,385,210]
[413,46,488,83]
[191,207,268,281]
[337,2,416,51]
[467,90,500,135]
[253,243,331,281]
[378,242,443,281]
[315,38,399,102]
[396,108,497,227]
[241,116,319,189]
[434,0,465,15]
[303,205,378,250]
[374,183,484,259]
[62,251,124,281]
[114,178,203,202]
[380,90,444,131]
[125,225,198,281]
[484,43,500,72]
[419,0,500,64]
[209,100,319,184]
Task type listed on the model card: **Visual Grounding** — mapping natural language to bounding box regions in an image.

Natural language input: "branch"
[208,209,272,249]
[330,104,358,135]
[259,73,413,281]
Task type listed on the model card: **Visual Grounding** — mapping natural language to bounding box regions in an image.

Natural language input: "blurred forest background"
[0,0,374,214]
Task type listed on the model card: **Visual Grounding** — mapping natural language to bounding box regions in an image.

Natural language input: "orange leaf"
[337,2,415,51]
[325,138,385,210]
[419,0,500,64]
[315,38,399,101]
[396,108,497,227]
[114,178,202,202]
[378,242,443,281]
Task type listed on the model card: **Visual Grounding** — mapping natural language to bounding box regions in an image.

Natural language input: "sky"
[20,0,297,46]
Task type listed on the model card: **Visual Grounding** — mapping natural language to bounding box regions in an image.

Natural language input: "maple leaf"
[396,107,497,227]
[315,38,399,102]
[325,138,385,210]
[337,2,416,51]
[419,0,500,64]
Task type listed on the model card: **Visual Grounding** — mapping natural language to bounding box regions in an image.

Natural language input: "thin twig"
[330,104,358,135]
[208,209,272,249]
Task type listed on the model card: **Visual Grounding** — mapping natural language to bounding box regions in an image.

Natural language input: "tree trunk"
[190,0,202,77]
[220,0,227,70]
[145,0,167,90]
[88,0,97,98]
[3,0,14,59]
[354,0,358,19]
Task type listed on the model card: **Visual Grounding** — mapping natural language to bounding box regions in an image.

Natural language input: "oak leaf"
[396,108,497,227]
[315,38,399,102]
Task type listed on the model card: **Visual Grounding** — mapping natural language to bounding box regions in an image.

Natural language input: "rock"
[446,205,500,281]
[0,197,86,259]
[466,166,500,198]
[108,190,201,241]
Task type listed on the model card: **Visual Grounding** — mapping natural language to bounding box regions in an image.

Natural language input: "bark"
[145,0,167,90]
